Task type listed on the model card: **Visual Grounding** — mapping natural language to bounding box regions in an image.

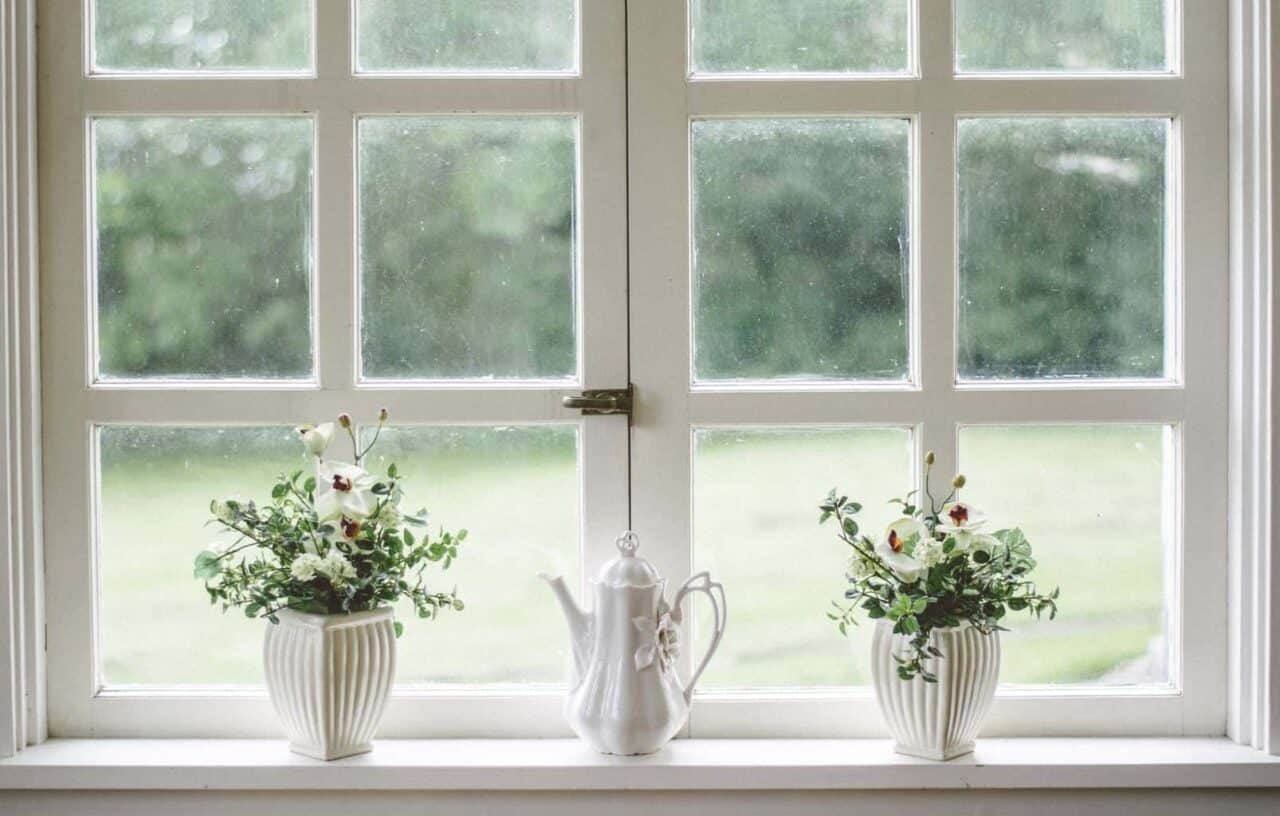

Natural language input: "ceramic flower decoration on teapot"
[541,531,726,755]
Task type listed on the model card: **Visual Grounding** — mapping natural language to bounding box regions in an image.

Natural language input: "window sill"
[1,738,1278,791]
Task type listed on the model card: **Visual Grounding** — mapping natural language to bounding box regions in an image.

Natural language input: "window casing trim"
[1,0,1272,749]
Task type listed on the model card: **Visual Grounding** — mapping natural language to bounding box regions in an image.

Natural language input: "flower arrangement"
[820,452,1058,681]
[194,410,467,635]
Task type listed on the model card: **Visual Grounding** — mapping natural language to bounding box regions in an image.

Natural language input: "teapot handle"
[672,572,726,704]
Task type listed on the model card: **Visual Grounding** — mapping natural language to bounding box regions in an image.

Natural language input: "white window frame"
[36,0,631,737]
[3,0,1273,748]
[629,0,1228,737]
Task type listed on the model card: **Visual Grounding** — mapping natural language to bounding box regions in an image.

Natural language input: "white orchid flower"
[875,517,929,583]
[314,461,377,521]
[937,502,988,548]
[295,422,335,458]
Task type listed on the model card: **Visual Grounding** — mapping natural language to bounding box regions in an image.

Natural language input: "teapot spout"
[539,573,592,680]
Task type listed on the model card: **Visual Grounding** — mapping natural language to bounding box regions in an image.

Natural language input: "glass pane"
[959,425,1172,686]
[359,117,577,380]
[957,118,1168,381]
[364,425,580,684]
[693,427,913,687]
[690,0,910,74]
[99,426,308,685]
[94,118,314,380]
[99,424,580,686]
[693,118,910,383]
[356,0,577,73]
[956,0,1170,74]
[92,0,312,73]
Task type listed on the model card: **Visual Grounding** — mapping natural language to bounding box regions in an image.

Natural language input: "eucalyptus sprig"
[194,410,468,637]
[821,453,1058,681]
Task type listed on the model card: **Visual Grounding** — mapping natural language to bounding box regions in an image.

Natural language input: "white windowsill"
[1,738,1278,791]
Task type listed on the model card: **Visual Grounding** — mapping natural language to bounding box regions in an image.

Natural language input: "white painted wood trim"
[0,0,43,759]
[1229,0,1280,755]
[2,738,1279,791]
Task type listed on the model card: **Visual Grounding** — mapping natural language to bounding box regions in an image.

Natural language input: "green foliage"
[821,458,1059,682]
[195,413,467,631]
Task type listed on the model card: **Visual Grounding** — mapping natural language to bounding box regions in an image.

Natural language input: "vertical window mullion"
[916,0,959,486]
[314,0,354,389]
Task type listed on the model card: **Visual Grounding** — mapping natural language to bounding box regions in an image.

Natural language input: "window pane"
[92,0,311,73]
[956,0,1170,73]
[690,0,909,74]
[692,119,910,383]
[359,117,577,381]
[356,0,577,73]
[99,424,580,686]
[98,426,307,685]
[693,427,912,687]
[957,118,1167,381]
[94,118,314,380]
[959,425,1172,686]
[364,425,580,684]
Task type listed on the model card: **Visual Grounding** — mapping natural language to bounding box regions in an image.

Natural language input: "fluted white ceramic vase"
[263,607,396,760]
[871,620,1000,760]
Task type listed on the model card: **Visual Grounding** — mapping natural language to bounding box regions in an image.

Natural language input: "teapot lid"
[595,531,662,587]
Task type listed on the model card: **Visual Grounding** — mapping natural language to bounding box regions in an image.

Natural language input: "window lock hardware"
[562,385,633,417]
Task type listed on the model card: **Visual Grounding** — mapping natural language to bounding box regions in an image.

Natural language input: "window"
[39,0,1227,738]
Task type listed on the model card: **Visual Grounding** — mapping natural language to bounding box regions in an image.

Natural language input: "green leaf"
[193,550,221,580]
[393,621,404,638]
[388,463,398,479]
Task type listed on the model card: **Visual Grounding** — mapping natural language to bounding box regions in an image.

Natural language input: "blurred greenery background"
[91,0,1173,689]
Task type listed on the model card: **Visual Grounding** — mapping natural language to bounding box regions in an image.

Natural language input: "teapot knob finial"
[616,530,640,557]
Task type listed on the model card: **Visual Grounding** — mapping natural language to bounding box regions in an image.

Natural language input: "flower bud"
[952,474,966,489]
[924,451,936,466]
[337,413,352,429]
[378,407,389,423]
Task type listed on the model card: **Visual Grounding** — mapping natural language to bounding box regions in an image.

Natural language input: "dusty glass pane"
[364,425,580,684]
[957,118,1167,381]
[356,0,577,73]
[99,424,580,686]
[93,0,311,72]
[359,117,576,380]
[693,118,910,382]
[959,425,1172,686]
[956,0,1169,73]
[94,118,314,380]
[693,428,912,687]
[690,0,909,74]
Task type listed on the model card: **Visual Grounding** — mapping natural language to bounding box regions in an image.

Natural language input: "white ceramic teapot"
[540,531,726,755]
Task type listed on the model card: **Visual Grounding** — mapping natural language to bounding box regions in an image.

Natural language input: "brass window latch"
[562,384,633,417]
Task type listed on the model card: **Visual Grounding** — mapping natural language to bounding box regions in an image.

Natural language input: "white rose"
[290,553,323,581]
[917,538,945,569]
[295,422,335,458]
[314,461,377,521]
[319,550,357,585]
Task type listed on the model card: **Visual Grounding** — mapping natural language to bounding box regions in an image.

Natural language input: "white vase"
[871,620,1000,761]
[263,607,396,760]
